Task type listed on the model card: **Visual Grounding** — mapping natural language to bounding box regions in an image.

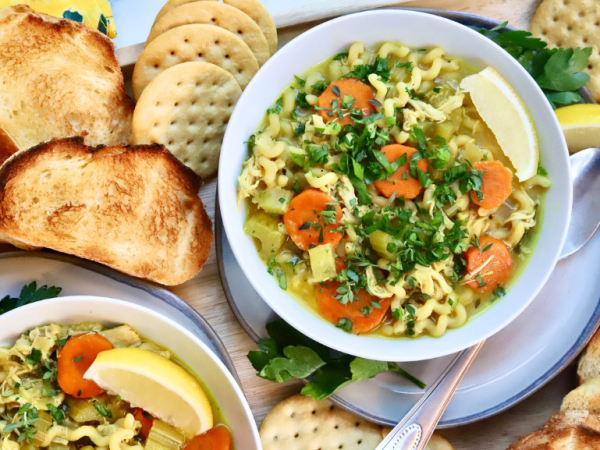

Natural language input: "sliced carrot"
[134,408,155,439]
[317,78,375,127]
[316,281,391,334]
[283,189,343,251]
[183,426,231,450]
[465,236,513,293]
[373,144,428,199]
[57,333,114,398]
[469,160,513,209]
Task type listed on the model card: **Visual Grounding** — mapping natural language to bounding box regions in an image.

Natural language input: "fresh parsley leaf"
[26,348,42,366]
[46,404,65,425]
[143,411,152,420]
[0,282,62,315]
[336,318,353,333]
[536,47,592,92]
[394,61,413,72]
[292,181,302,194]
[296,91,311,109]
[311,80,330,93]
[480,24,591,109]
[247,320,425,400]
[267,97,283,115]
[294,123,306,137]
[258,346,326,382]
[72,355,83,363]
[294,75,306,87]
[55,337,69,347]
[491,286,507,303]
[94,403,112,418]
[302,357,390,400]
[537,165,548,176]
[342,56,390,82]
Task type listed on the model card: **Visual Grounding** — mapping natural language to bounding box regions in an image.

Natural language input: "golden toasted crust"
[0,5,134,161]
[0,138,213,285]
[530,0,600,101]
[579,329,600,384]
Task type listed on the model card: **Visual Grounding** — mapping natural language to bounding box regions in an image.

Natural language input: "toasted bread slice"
[579,330,600,384]
[0,138,213,285]
[562,376,600,414]
[509,425,600,450]
[0,5,133,163]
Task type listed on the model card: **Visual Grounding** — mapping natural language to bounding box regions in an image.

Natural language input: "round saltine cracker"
[132,24,257,99]
[530,0,600,101]
[154,0,277,55]
[147,2,269,66]
[132,61,241,178]
[259,394,383,450]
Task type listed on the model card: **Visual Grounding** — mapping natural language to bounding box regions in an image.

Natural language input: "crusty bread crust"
[0,5,134,161]
[0,138,213,285]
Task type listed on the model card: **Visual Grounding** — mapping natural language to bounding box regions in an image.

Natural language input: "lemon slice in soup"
[460,66,539,181]
[84,347,213,437]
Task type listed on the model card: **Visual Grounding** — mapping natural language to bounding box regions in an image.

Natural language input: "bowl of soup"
[219,9,572,361]
[0,296,261,449]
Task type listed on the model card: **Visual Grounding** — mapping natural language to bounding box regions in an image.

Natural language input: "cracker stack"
[132,0,277,179]
[530,0,600,101]
[509,328,600,449]
[260,394,454,450]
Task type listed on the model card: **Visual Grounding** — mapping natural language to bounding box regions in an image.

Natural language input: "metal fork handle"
[375,341,485,450]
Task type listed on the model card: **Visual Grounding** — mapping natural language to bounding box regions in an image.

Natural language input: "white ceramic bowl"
[219,10,572,361]
[0,296,261,449]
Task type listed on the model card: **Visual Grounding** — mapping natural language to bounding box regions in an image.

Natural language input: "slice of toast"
[0,5,134,163]
[579,330,600,384]
[0,138,213,285]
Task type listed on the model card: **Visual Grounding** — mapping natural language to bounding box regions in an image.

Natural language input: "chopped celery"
[33,411,53,446]
[434,121,457,144]
[66,396,126,423]
[462,142,486,164]
[145,420,185,450]
[370,230,394,260]
[257,188,293,215]
[244,211,285,260]
[309,244,336,282]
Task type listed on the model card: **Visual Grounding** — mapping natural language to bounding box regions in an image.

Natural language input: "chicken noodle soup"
[237,41,549,338]
[0,323,232,450]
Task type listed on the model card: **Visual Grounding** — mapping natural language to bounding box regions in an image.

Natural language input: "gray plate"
[216,8,599,427]
[0,251,240,386]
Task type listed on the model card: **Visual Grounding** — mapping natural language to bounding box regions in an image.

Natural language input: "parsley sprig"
[0,282,62,315]
[480,23,592,109]
[2,403,40,443]
[248,320,425,400]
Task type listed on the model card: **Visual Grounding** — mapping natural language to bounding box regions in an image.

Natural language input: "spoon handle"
[375,341,485,450]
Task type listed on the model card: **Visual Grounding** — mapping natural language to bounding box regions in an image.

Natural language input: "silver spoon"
[560,147,600,259]
[376,148,600,450]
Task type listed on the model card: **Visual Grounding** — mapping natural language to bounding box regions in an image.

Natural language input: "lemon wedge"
[84,347,213,437]
[555,104,600,154]
[460,67,539,181]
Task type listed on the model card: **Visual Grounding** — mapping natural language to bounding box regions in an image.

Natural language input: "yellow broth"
[240,41,548,339]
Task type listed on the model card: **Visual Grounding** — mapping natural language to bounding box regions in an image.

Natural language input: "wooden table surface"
[22,0,582,449]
